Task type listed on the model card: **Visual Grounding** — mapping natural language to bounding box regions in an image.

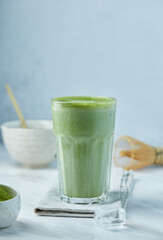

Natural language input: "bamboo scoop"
[5,84,28,128]
[114,136,163,170]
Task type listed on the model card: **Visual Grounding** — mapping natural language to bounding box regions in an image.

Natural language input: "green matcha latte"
[51,96,116,204]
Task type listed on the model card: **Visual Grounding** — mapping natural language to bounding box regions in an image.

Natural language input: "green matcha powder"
[0,188,13,201]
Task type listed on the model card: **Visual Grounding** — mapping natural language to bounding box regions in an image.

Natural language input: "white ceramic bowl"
[1,120,56,168]
[0,184,20,228]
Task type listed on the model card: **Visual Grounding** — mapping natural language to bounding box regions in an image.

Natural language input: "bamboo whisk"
[114,136,163,170]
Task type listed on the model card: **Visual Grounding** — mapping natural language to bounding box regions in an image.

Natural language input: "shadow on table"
[0,221,63,239]
[0,220,97,239]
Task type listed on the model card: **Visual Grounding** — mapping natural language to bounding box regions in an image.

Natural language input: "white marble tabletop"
[0,143,163,240]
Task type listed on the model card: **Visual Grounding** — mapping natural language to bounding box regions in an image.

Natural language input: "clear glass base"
[60,193,108,204]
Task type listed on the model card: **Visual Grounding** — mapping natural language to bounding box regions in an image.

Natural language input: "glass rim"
[51,96,116,104]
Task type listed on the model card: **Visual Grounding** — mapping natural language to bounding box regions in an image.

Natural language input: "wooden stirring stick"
[5,84,28,128]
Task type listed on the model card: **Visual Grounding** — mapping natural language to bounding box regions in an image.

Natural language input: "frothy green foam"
[51,96,116,108]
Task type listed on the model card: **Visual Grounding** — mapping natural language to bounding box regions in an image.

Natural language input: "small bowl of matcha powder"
[0,184,21,228]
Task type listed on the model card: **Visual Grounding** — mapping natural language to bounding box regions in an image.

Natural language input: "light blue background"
[0,0,163,145]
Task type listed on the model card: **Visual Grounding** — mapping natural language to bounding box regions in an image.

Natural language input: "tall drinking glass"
[51,96,116,204]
